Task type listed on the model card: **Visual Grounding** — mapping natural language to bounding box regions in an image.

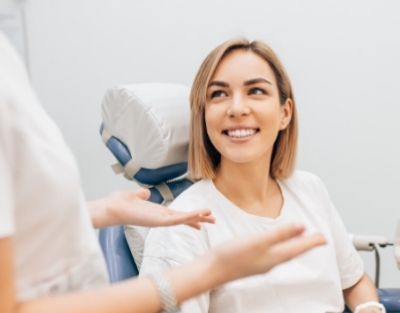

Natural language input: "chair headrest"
[101,83,191,185]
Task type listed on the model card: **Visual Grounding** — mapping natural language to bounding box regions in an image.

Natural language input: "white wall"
[3,0,400,287]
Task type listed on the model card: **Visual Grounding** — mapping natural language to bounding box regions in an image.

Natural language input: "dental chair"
[99,83,193,283]
[98,83,400,312]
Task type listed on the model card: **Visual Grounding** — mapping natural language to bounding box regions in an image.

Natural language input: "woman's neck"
[213,158,283,218]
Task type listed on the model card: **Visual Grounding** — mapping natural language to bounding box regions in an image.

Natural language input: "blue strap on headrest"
[100,124,188,185]
[149,179,193,204]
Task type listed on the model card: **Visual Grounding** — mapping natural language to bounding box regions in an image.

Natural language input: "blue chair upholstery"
[100,124,188,185]
[343,288,400,312]
[379,289,400,312]
[98,178,193,283]
[99,124,193,283]
[99,225,138,284]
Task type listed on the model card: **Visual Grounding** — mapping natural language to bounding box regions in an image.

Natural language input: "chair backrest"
[99,83,192,283]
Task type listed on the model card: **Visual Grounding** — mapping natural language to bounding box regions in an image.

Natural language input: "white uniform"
[0,33,108,300]
[141,171,363,313]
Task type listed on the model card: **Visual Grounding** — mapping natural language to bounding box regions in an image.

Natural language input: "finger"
[268,233,326,264]
[166,208,215,223]
[164,211,216,227]
[184,215,216,230]
[183,213,216,224]
[134,188,151,201]
[260,223,306,247]
[186,222,202,230]
[195,215,216,224]
[190,208,213,217]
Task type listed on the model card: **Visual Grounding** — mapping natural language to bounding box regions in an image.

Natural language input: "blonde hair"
[189,38,298,181]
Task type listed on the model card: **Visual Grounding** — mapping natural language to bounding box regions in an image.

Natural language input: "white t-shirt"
[0,33,108,300]
[141,171,363,313]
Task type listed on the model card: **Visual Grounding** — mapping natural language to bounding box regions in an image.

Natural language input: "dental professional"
[0,32,326,313]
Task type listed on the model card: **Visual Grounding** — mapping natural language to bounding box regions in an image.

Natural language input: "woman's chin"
[222,155,262,165]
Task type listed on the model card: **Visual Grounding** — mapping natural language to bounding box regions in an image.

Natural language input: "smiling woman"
[189,40,297,182]
[204,48,293,219]
[140,38,383,313]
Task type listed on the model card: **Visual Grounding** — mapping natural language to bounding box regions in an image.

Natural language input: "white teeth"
[227,129,256,138]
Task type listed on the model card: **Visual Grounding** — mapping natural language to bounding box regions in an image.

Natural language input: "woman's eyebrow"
[207,81,229,88]
[244,78,272,86]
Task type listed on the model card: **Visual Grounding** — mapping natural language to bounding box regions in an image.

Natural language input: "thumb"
[134,188,151,200]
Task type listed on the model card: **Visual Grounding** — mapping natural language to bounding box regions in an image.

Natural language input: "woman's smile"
[222,126,260,142]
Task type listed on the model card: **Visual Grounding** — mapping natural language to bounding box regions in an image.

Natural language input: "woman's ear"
[279,98,293,130]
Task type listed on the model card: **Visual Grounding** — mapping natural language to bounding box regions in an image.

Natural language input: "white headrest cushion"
[102,83,191,169]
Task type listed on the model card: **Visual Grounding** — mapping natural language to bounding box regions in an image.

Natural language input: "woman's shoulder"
[168,179,215,212]
[288,170,322,183]
[281,170,325,194]
[281,171,334,214]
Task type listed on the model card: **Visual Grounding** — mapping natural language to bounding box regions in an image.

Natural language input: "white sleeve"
[140,222,211,313]
[0,105,15,238]
[0,33,21,238]
[316,177,364,289]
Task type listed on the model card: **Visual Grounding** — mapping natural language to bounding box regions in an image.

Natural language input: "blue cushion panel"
[99,225,139,283]
[148,179,193,204]
[100,124,188,185]
[344,288,400,312]
[379,288,400,311]
[106,136,132,166]
[135,163,188,185]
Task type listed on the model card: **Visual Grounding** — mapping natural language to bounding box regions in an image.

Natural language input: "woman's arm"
[0,224,325,313]
[88,188,215,229]
[343,273,382,313]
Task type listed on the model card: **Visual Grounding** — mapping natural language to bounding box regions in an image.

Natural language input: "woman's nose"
[227,95,250,117]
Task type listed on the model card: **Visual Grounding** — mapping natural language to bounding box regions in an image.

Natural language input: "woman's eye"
[249,88,265,95]
[210,90,227,98]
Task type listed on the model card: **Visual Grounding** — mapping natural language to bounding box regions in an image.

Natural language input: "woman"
[140,38,384,313]
[0,32,325,313]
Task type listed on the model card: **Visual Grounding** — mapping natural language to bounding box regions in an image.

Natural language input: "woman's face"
[205,49,292,166]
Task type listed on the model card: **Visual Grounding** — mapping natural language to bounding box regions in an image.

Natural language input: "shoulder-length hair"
[189,38,298,181]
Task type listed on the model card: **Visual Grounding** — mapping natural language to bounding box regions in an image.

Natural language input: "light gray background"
[2,0,400,287]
